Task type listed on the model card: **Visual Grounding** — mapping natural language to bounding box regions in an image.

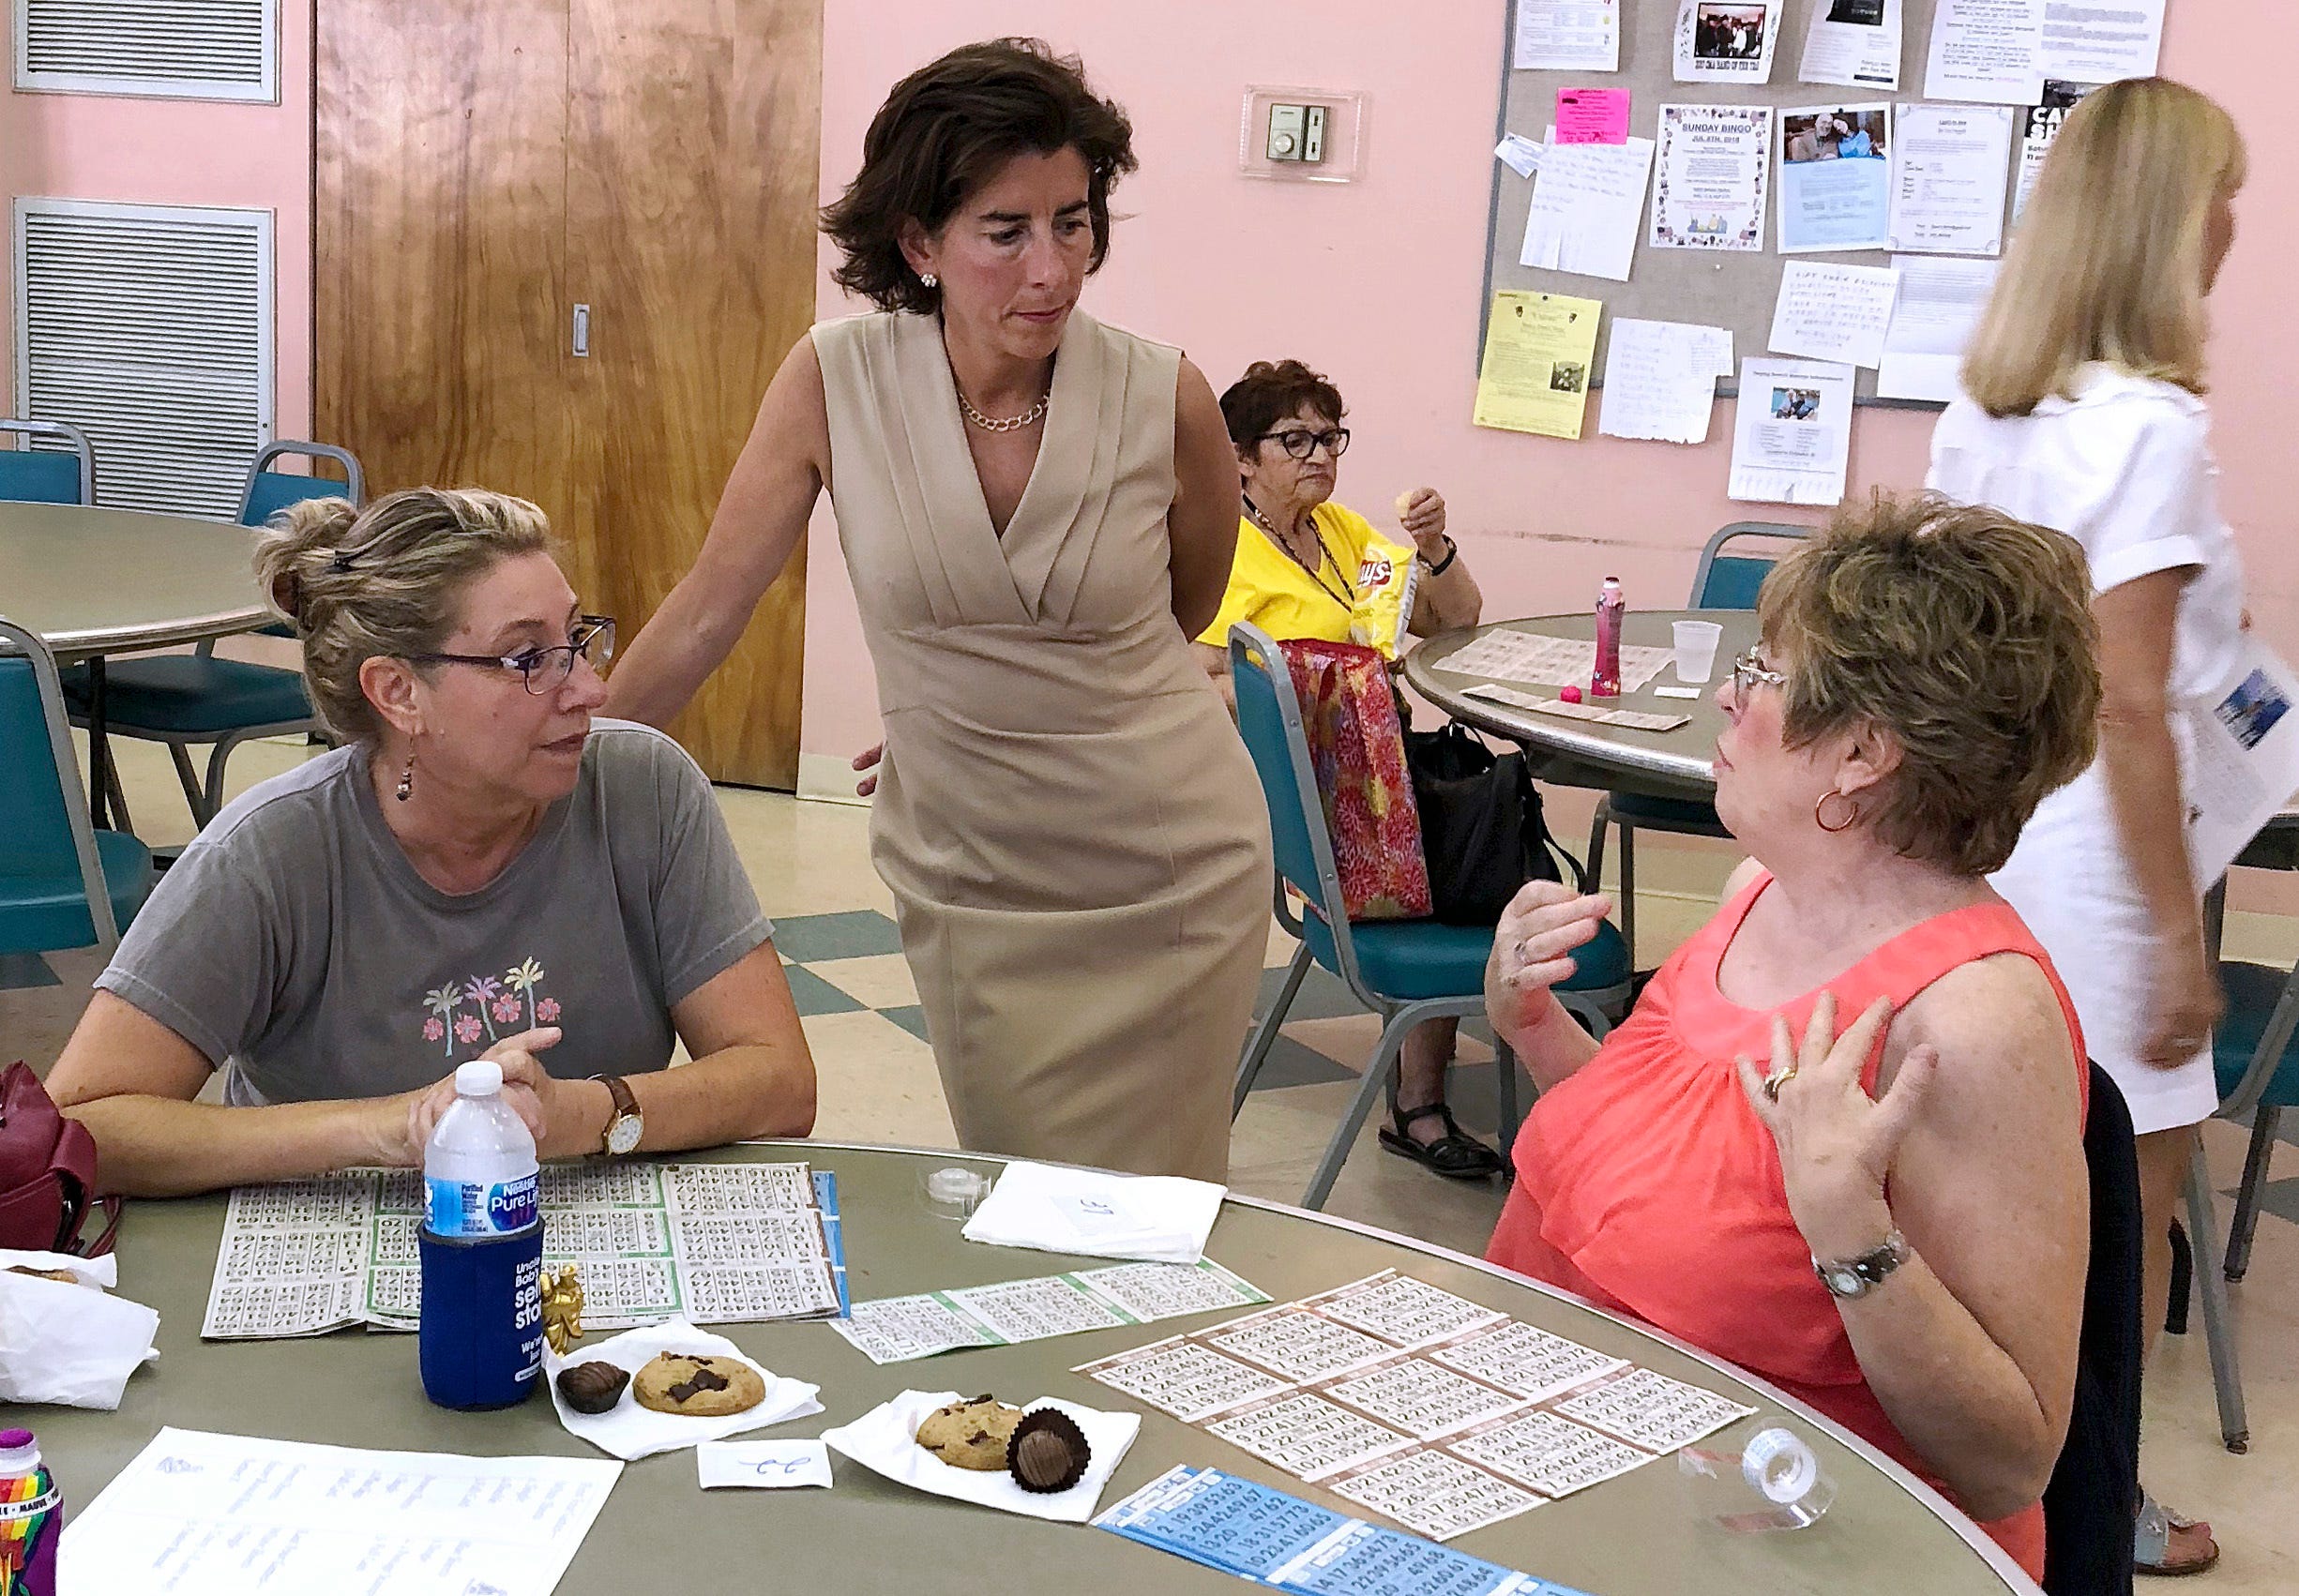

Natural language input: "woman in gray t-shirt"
[47,488,815,1197]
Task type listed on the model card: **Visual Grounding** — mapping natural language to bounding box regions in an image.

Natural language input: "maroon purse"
[0,1061,119,1257]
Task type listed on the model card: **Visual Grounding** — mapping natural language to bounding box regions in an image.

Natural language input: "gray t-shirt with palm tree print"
[97,721,772,1106]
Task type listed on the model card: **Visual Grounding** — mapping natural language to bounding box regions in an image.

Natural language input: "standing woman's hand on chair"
[1485,881,1611,1052]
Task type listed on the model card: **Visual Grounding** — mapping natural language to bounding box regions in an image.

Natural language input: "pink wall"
[804,0,2297,769]
[0,11,312,437]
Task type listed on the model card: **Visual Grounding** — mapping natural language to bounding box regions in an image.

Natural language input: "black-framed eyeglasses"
[1732,644,1787,698]
[1256,427,1351,461]
[407,615,616,695]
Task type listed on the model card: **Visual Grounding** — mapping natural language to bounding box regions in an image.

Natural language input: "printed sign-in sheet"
[1078,1270,1755,1541]
[202,1162,841,1339]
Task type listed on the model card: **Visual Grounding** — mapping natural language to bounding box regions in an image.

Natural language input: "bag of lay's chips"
[1348,518,1420,661]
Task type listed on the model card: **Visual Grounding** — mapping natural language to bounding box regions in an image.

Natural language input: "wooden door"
[316,0,818,789]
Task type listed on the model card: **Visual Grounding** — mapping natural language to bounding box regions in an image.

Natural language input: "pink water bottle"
[1593,576,1625,698]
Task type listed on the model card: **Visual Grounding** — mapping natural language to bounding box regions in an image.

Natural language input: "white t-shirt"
[1927,364,2241,1128]
[1928,364,2244,714]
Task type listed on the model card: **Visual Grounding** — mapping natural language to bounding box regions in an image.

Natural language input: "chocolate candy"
[554,1360,630,1414]
[1005,1408,1091,1493]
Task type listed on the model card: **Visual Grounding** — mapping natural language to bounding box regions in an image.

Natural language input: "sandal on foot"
[1378,1104,1503,1180]
[2136,1492,2219,1577]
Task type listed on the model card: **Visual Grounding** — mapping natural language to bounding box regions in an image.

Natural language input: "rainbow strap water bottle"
[0,1431,60,1596]
[1592,575,1625,698]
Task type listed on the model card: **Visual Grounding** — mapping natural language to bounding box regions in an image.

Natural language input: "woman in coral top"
[1484,495,2101,1583]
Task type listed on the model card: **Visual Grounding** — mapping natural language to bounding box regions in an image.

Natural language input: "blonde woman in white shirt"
[1927,76,2246,1580]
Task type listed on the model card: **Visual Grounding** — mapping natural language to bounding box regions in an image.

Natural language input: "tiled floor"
[8,734,2298,1585]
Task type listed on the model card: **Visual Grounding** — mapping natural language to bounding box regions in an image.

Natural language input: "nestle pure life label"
[426,1170,539,1236]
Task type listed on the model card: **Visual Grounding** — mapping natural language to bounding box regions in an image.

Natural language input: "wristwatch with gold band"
[1812,1228,1909,1300]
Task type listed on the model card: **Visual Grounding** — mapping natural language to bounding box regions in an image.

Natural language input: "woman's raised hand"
[1485,880,1612,1043]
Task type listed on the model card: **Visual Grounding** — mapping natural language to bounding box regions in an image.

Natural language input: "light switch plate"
[1266,102,1306,161]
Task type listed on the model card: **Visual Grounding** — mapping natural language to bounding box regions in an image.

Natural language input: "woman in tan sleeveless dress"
[606,41,1269,1179]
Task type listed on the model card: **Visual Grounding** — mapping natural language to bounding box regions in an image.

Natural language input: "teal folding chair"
[62,441,360,828]
[0,419,95,504]
[1228,624,1633,1211]
[1586,521,1807,965]
[0,617,151,957]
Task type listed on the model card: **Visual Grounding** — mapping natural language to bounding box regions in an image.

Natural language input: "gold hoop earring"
[396,754,416,803]
[1814,790,1859,833]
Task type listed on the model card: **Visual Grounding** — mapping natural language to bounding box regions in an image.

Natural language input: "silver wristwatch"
[1812,1229,1910,1300]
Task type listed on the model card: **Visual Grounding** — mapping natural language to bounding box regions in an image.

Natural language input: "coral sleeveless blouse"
[1488,874,2086,1581]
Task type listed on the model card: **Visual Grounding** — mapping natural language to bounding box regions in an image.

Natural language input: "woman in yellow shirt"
[1195,359,1492,1179]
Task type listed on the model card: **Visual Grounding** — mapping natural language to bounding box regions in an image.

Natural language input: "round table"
[1404,610,1758,803]
[31,1142,2035,1594]
[0,500,270,827]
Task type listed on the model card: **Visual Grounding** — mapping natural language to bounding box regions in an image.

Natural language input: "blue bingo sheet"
[1096,1467,1592,1596]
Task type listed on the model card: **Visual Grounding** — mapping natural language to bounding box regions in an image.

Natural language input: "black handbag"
[1402,719,1583,926]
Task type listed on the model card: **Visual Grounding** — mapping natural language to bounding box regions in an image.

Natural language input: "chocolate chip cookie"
[630,1352,766,1417]
[914,1394,1023,1470]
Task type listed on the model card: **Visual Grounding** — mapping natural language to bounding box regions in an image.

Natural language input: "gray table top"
[0,500,268,657]
[29,1141,2034,1594]
[1404,610,1758,802]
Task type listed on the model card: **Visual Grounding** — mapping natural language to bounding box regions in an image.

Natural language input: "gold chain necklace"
[956,384,1050,433]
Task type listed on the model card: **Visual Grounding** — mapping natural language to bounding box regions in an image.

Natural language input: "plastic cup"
[1672,620,1723,685]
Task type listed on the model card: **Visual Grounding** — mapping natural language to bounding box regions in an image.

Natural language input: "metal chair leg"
[1301,1007,1420,1212]
[100,760,133,836]
[2224,1106,2280,1283]
[2183,1152,2249,1453]
[1617,822,1638,971]
[1235,943,1314,1122]
[1493,1036,1521,1163]
[1584,800,1610,890]
[167,743,205,823]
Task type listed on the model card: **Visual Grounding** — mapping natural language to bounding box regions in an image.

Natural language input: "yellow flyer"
[1473,290,1603,440]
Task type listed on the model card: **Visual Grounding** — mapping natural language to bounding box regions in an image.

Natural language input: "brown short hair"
[822,38,1136,315]
[254,488,556,744]
[1219,360,1347,451]
[1757,492,2099,877]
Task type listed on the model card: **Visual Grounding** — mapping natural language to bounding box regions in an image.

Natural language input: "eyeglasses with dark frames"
[1255,426,1351,461]
[407,615,616,695]
[1732,643,1788,699]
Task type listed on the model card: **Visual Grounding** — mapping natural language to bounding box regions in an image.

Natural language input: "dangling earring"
[918,271,938,290]
[396,754,416,803]
[1814,790,1859,833]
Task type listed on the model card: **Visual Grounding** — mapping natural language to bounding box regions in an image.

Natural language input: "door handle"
[571,304,590,357]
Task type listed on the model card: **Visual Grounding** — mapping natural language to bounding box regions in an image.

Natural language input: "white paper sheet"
[1673,0,1786,84]
[1428,1320,1632,1404]
[1321,1355,1534,1440]
[1552,1366,1758,1451]
[1075,1333,1293,1422]
[58,1427,621,1596]
[1323,1448,1546,1542]
[1434,629,1679,694]
[0,1268,158,1409]
[1205,1392,1414,1483]
[2186,641,2299,886]
[1648,104,1772,250]
[1598,319,1729,444]
[1447,1408,1656,1498]
[1875,253,1999,400]
[1924,0,2045,104]
[1889,101,2015,255]
[2040,0,2163,83]
[1312,1272,1508,1348]
[830,1258,1268,1364]
[1798,0,1902,89]
[1495,132,1545,179]
[697,1439,832,1489]
[822,1391,1142,1523]
[1777,102,1894,252]
[1768,261,1901,367]
[1520,128,1656,282]
[542,1319,823,1461]
[1206,1306,1402,1384]
[961,1160,1224,1265]
[1514,0,1623,71]
[1730,357,1855,505]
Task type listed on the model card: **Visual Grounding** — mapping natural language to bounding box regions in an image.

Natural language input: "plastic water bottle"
[417,1061,545,1409]
[0,1429,62,1596]
[1677,1425,1838,1532]
[1592,576,1625,698]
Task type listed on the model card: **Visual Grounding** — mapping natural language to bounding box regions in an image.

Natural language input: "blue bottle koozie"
[416,1222,545,1408]
[416,1060,545,1409]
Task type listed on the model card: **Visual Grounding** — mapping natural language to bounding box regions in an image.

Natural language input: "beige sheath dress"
[813,309,1272,1181]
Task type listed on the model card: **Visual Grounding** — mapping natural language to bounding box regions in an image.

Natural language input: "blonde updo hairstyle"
[253,487,556,744]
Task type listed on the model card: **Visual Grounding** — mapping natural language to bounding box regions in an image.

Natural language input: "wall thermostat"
[1241,87,1366,183]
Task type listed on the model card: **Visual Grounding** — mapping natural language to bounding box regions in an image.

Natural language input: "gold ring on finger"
[1762,1066,1797,1103]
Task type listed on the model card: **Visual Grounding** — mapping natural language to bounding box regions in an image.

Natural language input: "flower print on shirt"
[417,956,565,1063]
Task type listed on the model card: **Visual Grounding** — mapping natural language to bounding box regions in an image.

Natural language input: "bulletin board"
[1484,0,1970,407]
